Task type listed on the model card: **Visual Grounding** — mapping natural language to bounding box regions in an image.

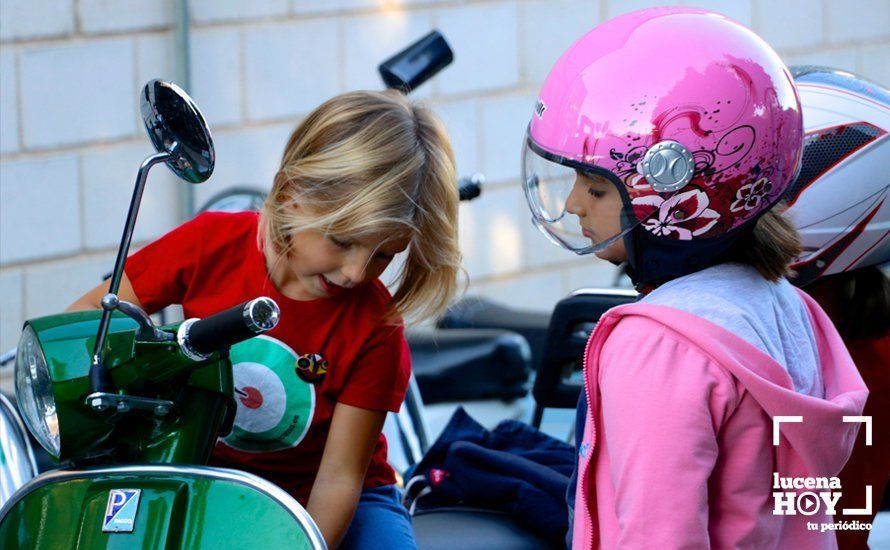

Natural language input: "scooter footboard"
[0,465,326,549]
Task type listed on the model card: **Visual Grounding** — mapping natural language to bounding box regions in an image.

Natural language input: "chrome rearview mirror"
[88,80,215,402]
[140,79,214,184]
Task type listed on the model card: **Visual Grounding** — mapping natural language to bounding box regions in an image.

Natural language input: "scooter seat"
[439,297,551,372]
[412,506,557,549]
[407,329,532,404]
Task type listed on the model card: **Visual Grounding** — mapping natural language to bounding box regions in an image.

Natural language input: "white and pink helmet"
[522,7,804,285]
[785,66,889,287]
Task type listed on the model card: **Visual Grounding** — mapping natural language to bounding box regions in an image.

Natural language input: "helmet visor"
[522,135,642,255]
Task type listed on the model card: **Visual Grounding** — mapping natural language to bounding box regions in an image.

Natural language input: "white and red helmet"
[785,66,890,287]
[522,7,804,285]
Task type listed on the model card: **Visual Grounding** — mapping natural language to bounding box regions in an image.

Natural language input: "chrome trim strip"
[244,297,280,334]
[569,287,639,298]
[176,318,210,361]
[0,393,38,478]
[0,464,326,549]
[0,348,16,367]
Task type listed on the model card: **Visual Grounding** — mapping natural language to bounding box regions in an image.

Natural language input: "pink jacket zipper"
[578,315,607,550]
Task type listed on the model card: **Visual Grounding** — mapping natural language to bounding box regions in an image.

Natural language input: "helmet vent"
[786,122,883,205]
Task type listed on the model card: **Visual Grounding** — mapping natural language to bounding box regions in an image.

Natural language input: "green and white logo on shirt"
[222,335,315,452]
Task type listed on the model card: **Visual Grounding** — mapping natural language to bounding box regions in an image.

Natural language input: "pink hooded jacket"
[572,289,868,549]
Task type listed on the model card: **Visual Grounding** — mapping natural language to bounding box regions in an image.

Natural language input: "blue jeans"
[340,484,417,549]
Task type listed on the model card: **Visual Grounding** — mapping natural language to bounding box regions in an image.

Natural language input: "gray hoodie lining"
[643,263,825,398]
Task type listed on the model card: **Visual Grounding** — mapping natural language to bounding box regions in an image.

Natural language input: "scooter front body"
[0,465,324,549]
[20,310,235,465]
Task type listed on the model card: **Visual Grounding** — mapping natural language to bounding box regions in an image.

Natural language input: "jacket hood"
[604,289,868,477]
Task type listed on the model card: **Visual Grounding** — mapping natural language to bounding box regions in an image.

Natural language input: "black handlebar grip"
[378,30,454,93]
[179,297,280,360]
[458,173,484,201]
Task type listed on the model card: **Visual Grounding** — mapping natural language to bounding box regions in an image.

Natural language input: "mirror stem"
[89,152,170,397]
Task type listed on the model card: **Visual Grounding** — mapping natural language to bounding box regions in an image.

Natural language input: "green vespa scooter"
[0,80,325,549]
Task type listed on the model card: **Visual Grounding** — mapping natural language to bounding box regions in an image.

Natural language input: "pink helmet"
[522,7,804,285]
[785,66,889,287]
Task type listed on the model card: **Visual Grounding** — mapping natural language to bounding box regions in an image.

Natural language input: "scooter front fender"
[0,465,326,549]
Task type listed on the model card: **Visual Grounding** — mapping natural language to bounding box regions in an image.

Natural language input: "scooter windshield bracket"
[102,293,174,343]
[86,392,175,416]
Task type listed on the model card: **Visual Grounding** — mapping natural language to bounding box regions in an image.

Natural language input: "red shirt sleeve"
[125,213,208,314]
[338,322,411,413]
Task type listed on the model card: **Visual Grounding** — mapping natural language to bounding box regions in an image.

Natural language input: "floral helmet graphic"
[522,7,804,285]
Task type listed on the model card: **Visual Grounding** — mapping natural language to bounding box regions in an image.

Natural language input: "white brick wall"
[133,34,180,136]
[194,122,293,207]
[459,185,524,279]
[825,0,890,45]
[0,47,18,154]
[605,0,676,19]
[244,20,340,120]
[343,10,435,93]
[607,0,752,26]
[190,29,244,128]
[79,0,174,34]
[521,1,600,86]
[20,40,136,149]
[291,0,379,16]
[0,268,23,352]
[479,92,535,184]
[683,0,752,27]
[0,0,74,42]
[784,48,859,75]
[23,253,115,319]
[191,0,289,24]
[858,43,890,87]
[755,0,822,51]
[0,0,888,341]
[136,33,177,89]
[0,155,80,263]
[81,142,181,250]
[471,269,565,313]
[433,98,480,179]
[436,3,520,96]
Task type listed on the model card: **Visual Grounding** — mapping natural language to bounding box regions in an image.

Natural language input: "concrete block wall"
[1,0,888,355]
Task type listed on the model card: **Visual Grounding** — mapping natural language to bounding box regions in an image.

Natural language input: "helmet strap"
[625,224,749,289]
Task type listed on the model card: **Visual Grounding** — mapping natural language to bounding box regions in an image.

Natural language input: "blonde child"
[70,90,461,549]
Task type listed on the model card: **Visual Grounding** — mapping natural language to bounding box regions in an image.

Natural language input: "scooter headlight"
[14,326,60,457]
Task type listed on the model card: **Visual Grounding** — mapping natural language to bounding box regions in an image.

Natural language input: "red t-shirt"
[126,211,410,505]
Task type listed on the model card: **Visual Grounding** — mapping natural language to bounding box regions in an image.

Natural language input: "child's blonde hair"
[725,205,802,282]
[261,90,461,323]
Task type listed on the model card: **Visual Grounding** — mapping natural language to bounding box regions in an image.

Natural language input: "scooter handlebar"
[177,297,280,361]
[458,173,484,201]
